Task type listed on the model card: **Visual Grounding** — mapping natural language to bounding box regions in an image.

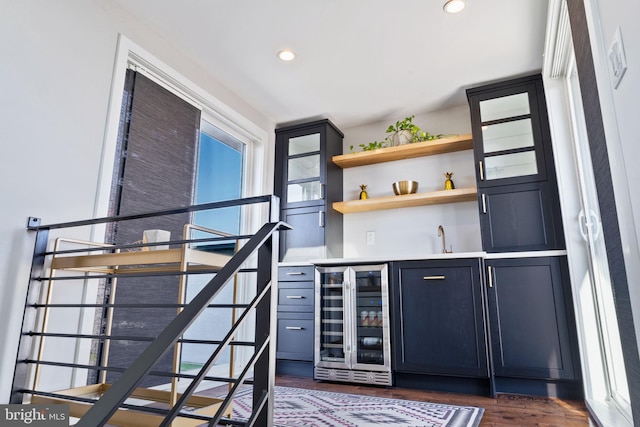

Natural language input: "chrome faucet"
[438,225,452,253]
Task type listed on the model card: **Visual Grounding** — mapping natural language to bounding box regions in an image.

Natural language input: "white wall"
[583,0,640,365]
[0,0,273,403]
[341,106,482,258]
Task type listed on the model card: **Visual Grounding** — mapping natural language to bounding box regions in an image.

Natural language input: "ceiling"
[111,0,549,129]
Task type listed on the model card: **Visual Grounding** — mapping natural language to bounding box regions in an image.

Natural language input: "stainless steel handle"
[321,183,326,199]
[319,210,325,227]
[423,275,445,280]
[482,193,487,214]
[285,326,304,330]
[488,266,494,288]
[343,280,353,361]
[286,271,305,276]
[479,160,485,180]
[286,295,304,299]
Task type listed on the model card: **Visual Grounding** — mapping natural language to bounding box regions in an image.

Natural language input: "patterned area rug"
[229,386,484,427]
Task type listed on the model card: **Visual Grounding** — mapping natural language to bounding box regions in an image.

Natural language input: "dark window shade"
[105,70,201,387]
[114,70,200,240]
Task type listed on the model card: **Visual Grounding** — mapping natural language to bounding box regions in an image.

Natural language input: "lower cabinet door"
[485,256,578,380]
[280,206,325,261]
[479,181,563,252]
[276,312,314,362]
[391,259,488,377]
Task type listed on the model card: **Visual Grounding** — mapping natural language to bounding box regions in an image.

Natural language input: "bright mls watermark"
[1,405,68,426]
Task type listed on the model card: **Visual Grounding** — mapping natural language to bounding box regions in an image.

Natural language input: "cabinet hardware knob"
[285,326,304,330]
[286,295,304,299]
[423,275,445,280]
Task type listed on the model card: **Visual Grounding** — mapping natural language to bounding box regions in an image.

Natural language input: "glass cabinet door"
[317,269,346,364]
[473,87,547,186]
[353,269,385,366]
[286,133,322,204]
[349,264,390,373]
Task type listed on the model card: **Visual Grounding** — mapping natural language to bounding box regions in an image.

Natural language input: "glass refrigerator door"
[317,269,347,366]
[351,265,389,370]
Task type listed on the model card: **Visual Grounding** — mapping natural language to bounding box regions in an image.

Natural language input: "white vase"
[390,129,413,146]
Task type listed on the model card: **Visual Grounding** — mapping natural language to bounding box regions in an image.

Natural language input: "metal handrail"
[75,220,287,426]
[27,195,276,231]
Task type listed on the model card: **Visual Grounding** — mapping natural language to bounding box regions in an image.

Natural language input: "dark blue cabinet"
[467,74,565,253]
[391,259,488,378]
[274,120,343,376]
[485,257,580,382]
[275,265,315,376]
[275,119,343,262]
[479,181,564,252]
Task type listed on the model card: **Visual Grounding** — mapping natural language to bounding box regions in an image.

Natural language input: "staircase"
[11,196,286,426]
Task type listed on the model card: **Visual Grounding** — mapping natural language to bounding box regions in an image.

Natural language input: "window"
[181,120,246,373]
[193,120,245,245]
[95,35,267,387]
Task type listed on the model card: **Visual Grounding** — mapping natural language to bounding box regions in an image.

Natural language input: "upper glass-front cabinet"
[276,121,341,209]
[467,77,550,187]
[275,119,344,261]
[285,132,322,205]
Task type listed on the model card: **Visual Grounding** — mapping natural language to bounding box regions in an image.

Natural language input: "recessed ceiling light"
[277,50,296,61]
[443,0,465,14]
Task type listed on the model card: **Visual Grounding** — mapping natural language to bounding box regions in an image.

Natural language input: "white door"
[565,53,631,419]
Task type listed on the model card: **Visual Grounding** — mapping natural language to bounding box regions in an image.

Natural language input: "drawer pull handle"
[286,295,304,299]
[286,272,305,276]
[285,326,304,330]
[479,160,485,181]
[423,275,445,280]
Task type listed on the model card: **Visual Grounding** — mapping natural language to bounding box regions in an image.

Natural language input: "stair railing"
[12,195,285,426]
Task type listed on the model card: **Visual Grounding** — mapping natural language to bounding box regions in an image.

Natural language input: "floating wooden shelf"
[332,134,473,168]
[333,187,478,214]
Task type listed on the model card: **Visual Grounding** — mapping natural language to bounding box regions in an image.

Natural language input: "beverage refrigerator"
[313,264,392,386]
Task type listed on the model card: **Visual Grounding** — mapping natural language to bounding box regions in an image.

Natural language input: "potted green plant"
[386,115,444,145]
[348,116,446,153]
[386,115,419,145]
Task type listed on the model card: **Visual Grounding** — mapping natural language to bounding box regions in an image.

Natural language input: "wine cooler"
[314,264,392,386]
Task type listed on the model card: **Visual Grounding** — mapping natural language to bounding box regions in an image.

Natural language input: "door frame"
[543,1,639,425]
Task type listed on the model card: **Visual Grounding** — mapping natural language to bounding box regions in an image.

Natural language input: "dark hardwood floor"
[276,375,593,426]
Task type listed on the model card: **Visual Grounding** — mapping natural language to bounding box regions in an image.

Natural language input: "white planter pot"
[389,130,413,146]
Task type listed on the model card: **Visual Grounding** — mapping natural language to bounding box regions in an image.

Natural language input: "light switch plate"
[366,231,375,245]
[608,26,627,89]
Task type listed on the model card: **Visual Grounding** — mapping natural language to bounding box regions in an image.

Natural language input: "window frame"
[96,34,270,376]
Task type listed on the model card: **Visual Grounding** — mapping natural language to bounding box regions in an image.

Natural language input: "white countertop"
[285,249,568,266]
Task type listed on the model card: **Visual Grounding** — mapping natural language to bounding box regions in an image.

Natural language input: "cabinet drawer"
[278,285,314,312]
[276,315,314,361]
[278,265,315,282]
